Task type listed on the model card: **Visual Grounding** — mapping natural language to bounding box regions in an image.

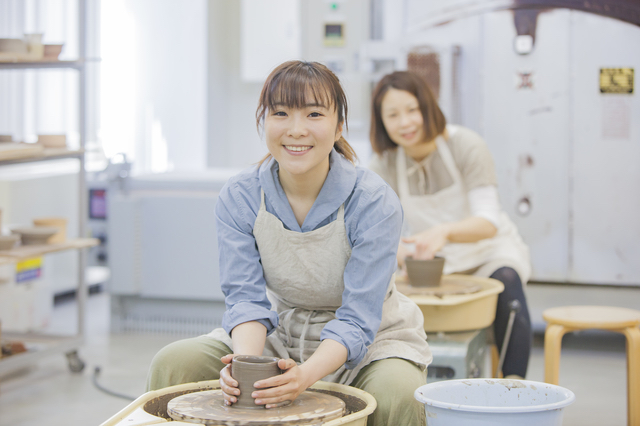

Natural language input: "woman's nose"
[287,116,308,137]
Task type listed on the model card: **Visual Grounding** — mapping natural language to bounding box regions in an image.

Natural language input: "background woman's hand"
[252,358,311,409]
[402,224,451,260]
[219,354,240,406]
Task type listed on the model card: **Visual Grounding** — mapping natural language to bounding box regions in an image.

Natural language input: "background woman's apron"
[396,126,531,283]
[209,190,431,385]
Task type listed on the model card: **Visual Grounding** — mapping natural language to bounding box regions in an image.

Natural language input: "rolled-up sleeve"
[215,180,279,336]
[320,178,403,368]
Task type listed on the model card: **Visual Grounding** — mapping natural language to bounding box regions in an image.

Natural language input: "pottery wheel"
[167,389,346,425]
[396,275,482,296]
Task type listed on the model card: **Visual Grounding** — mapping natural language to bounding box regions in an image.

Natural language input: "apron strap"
[259,189,266,211]
[395,147,411,199]
[434,136,464,186]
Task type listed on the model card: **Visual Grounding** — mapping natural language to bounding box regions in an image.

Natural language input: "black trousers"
[490,267,532,378]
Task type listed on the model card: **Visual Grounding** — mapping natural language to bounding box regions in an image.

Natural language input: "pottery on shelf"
[33,217,67,243]
[230,355,282,409]
[11,227,58,245]
[405,256,445,287]
[0,234,19,251]
[43,44,63,60]
[37,134,67,148]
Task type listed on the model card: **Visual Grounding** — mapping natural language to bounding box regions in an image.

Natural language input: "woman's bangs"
[266,69,333,112]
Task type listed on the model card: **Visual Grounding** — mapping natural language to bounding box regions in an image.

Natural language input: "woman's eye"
[273,111,287,116]
[309,112,323,118]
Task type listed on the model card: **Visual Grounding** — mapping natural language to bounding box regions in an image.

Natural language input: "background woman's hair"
[369,71,446,154]
[256,60,357,164]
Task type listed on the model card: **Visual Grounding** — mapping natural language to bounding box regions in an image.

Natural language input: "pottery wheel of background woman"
[368,70,533,380]
[145,61,432,426]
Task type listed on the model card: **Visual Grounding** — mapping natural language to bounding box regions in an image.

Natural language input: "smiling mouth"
[284,145,312,152]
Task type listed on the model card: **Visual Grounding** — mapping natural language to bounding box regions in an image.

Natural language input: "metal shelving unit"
[0,0,94,374]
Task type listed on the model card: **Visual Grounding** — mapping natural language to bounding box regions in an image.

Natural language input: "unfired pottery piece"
[405,256,445,287]
[33,217,67,243]
[167,389,346,425]
[0,234,19,251]
[231,355,282,409]
[11,227,58,245]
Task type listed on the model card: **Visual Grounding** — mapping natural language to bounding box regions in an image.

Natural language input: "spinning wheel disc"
[167,389,346,425]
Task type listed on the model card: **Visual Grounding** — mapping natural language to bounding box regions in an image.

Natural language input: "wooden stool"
[543,306,640,426]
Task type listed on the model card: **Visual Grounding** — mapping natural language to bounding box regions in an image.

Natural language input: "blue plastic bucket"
[415,379,575,426]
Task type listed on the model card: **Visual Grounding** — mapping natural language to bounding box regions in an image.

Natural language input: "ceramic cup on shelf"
[33,217,67,243]
[230,355,283,409]
[23,33,44,59]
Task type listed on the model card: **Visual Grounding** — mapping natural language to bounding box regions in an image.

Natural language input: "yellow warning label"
[16,257,42,272]
[600,68,634,94]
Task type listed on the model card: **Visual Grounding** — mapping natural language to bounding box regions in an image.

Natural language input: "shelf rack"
[0,0,92,374]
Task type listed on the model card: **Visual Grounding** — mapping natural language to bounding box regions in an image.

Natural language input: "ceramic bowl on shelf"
[405,256,445,287]
[0,38,28,53]
[37,134,67,148]
[0,234,20,251]
[43,44,64,60]
[11,227,58,245]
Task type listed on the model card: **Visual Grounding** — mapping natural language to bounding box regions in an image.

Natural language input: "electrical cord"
[92,366,136,401]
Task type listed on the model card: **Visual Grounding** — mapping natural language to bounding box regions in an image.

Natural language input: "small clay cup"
[230,355,282,409]
[405,256,445,287]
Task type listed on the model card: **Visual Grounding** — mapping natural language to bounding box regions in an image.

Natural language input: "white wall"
[100,0,208,174]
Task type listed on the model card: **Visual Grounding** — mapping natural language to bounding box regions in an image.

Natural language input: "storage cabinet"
[0,0,98,374]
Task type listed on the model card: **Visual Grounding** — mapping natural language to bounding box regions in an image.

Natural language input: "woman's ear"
[335,121,344,142]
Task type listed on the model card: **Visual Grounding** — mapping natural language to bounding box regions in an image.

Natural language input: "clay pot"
[37,134,67,148]
[0,235,19,251]
[230,355,282,409]
[33,217,67,243]
[405,256,445,287]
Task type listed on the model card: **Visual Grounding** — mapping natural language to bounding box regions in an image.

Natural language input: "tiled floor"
[0,292,630,426]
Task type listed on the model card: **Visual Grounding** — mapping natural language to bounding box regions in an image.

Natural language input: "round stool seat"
[543,305,640,330]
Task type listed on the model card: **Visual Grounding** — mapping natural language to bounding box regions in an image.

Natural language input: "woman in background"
[369,71,532,379]
[147,61,431,426]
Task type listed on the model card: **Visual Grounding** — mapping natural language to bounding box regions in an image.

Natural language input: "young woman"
[146,61,431,426]
[369,71,532,379]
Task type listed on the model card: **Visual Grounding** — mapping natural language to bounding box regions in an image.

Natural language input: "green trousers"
[147,335,426,426]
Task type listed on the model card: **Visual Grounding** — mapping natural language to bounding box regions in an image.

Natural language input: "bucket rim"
[414,379,576,414]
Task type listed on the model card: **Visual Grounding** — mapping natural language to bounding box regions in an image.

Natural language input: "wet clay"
[396,274,482,297]
[231,355,282,409]
[167,389,346,425]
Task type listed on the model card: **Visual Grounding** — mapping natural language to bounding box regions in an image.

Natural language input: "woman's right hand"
[402,224,451,260]
[219,354,240,406]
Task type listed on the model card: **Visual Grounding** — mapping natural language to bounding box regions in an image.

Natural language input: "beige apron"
[397,125,531,282]
[210,189,431,385]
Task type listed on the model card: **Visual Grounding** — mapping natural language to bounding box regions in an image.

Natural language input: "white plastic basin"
[415,379,575,426]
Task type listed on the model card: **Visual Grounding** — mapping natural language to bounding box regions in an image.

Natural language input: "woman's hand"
[219,354,240,406]
[252,358,310,409]
[402,224,451,260]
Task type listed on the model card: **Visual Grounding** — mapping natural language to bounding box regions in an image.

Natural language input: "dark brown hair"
[256,60,357,164]
[369,71,446,154]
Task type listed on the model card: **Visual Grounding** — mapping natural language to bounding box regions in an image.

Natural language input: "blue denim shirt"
[214,149,403,368]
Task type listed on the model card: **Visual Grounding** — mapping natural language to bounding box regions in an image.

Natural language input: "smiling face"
[380,88,426,149]
[265,97,343,180]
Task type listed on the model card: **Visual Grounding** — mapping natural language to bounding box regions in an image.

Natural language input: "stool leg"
[544,324,567,385]
[623,326,640,426]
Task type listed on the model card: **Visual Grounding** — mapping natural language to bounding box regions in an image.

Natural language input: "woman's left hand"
[402,224,451,260]
[252,358,310,409]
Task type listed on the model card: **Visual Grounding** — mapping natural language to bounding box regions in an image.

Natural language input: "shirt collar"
[258,148,357,232]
